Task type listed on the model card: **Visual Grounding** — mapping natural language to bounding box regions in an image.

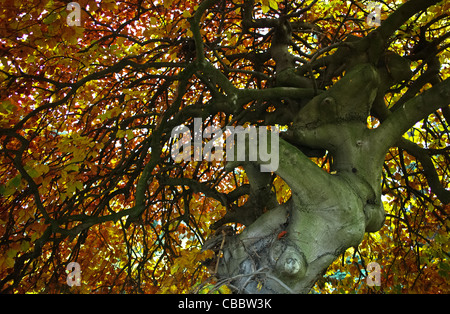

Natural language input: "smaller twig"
[214,229,227,274]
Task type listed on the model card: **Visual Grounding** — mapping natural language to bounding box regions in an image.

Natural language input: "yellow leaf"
[197,249,214,262]
[6,248,17,258]
[169,285,178,293]
[163,0,173,8]
[218,285,232,294]
[126,130,135,140]
[171,263,180,275]
[257,281,263,290]
[269,0,278,10]
[4,257,15,268]
[149,17,158,26]
[116,130,126,138]
[104,0,118,11]
[35,164,50,176]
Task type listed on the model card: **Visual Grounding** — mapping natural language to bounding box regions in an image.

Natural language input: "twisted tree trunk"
[215,64,387,293]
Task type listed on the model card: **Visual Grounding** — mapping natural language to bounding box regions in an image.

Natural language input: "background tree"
[0,0,449,293]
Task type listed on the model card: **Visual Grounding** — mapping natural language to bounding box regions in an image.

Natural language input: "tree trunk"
[215,140,386,293]
[213,64,388,294]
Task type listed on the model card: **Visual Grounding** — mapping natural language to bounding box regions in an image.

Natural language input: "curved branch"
[375,78,450,153]
[276,138,331,205]
[377,0,441,42]
[397,138,450,204]
[391,55,441,112]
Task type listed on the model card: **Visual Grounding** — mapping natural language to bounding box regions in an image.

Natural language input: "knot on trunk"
[270,240,307,279]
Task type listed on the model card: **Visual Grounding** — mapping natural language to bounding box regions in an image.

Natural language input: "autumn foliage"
[0,0,449,293]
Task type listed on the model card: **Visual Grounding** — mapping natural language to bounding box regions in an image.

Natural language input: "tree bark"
[213,64,388,293]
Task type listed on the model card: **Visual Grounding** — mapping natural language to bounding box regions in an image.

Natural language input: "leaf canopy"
[0,0,449,293]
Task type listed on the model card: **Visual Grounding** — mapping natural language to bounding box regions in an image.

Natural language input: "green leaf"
[20,241,30,252]
[10,174,22,188]
[0,184,15,196]
[65,164,79,172]
[117,130,126,138]
[126,130,135,140]
[74,181,84,191]
[6,248,18,258]
[43,13,58,25]
[0,100,15,114]
[25,167,40,179]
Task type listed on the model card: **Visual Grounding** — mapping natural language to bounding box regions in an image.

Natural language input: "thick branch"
[377,0,442,42]
[189,0,220,62]
[237,86,320,105]
[397,138,450,204]
[162,177,227,205]
[276,138,331,205]
[391,56,441,112]
[375,78,450,152]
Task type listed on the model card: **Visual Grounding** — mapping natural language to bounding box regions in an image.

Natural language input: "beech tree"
[0,0,449,293]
